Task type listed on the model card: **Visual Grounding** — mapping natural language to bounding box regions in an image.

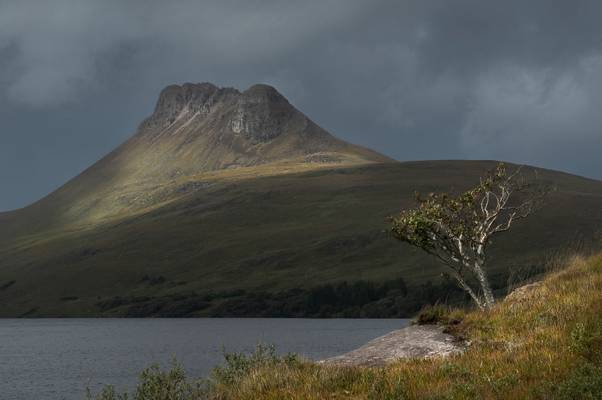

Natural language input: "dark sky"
[1,0,602,211]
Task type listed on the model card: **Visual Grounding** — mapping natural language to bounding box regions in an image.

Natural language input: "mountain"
[1,83,389,235]
[0,83,601,317]
[96,82,388,190]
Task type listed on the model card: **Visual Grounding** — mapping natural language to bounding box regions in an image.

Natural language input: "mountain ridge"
[0,83,390,232]
[0,83,601,317]
[121,81,390,176]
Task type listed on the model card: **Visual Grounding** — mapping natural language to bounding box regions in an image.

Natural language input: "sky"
[1,0,602,211]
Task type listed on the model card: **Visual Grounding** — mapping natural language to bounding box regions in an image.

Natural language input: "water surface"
[0,318,408,399]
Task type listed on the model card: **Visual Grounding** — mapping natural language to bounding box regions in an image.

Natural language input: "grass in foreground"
[90,254,602,399]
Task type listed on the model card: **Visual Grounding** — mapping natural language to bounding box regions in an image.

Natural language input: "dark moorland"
[0,84,601,317]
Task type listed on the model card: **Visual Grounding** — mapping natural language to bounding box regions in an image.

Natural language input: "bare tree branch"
[390,163,550,309]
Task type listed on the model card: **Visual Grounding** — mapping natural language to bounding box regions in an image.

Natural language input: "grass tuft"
[414,303,467,326]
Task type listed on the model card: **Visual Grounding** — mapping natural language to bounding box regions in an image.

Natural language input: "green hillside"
[0,160,601,317]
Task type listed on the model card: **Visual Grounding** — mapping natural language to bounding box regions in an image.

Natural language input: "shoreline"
[321,324,465,367]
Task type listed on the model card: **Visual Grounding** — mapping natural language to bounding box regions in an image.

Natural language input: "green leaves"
[390,163,512,249]
[389,162,531,309]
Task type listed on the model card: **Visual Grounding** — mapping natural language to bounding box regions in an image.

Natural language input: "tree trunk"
[474,259,495,308]
[452,271,486,310]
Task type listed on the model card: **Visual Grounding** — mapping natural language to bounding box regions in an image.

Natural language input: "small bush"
[414,303,466,326]
[211,343,299,385]
[88,345,301,399]
[556,363,602,400]
[570,318,602,364]
[87,359,206,400]
[86,385,124,400]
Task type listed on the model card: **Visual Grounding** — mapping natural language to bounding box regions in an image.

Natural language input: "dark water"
[0,318,408,400]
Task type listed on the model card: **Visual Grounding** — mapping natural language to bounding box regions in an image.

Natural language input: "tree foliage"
[390,163,549,309]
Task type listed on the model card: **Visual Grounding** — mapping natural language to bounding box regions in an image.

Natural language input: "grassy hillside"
[90,253,602,399]
[0,160,601,317]
[208,253,602,399]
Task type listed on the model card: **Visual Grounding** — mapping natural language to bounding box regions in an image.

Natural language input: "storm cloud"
[1,0,601,210]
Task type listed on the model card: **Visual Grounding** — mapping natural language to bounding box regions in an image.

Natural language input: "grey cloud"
[0,1,146,105]
[1,0,602,210]
[0,0,373,106]
[463,59,602,146]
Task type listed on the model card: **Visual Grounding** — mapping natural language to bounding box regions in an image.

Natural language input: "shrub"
[86,359,206,400]
[556,363,602,400]
[211,343,299,386]
[414,303,466,326]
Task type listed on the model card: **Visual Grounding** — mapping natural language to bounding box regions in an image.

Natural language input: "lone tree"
[390,163,548,310]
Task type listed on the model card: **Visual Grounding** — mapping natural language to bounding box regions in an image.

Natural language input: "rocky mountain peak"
[140,82,298,143]
[151,83,289,120]
[231,84,296,142]
[119,81,388,180]
[242,84,288,103]
[143,82,221,130]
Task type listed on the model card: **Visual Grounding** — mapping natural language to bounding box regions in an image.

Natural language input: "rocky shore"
[321,324,465,367]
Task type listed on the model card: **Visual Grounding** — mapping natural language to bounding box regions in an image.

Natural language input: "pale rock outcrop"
[321,324,465,367]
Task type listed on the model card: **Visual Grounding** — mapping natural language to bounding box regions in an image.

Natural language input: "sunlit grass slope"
[205,254,602,399]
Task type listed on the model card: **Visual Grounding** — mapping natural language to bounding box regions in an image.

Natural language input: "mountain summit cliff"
[112,82,390,181]
[142,83,296,144]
